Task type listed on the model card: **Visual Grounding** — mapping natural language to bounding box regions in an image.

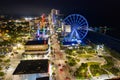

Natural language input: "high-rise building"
[51,9,60,25]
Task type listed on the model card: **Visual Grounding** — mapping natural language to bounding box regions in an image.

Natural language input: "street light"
[17,43,21,48]
[24,17,32,21]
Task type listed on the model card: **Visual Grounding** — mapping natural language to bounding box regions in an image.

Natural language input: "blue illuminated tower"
[42,28,46,37]
[36,23,40,40]
[36,23,47,40]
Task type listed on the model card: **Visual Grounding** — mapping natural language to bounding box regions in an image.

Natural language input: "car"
[62,65,65,68]
[58,63,61,66]
[59,68,63,72]
[66,77,70,80]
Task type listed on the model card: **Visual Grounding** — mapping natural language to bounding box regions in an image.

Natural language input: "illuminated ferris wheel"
[63,14,89,41]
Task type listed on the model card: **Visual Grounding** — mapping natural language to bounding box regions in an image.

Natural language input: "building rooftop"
[25,40,48,45]
[107,77,120,80]
[13,59,49,75]
[36,77,49,80]
[62,41,78,45]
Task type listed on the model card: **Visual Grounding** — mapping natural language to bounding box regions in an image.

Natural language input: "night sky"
[0,0,120,38]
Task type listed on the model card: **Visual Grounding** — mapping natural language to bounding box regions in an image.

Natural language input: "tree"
[0,72,4,76]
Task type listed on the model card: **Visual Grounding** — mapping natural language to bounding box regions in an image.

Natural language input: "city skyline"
[0,0,120,34]
[0,8,120,80]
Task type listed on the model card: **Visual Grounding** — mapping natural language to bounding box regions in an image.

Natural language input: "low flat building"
[23,40,49,59]
[36,77,49,80]
[13,59,49,80]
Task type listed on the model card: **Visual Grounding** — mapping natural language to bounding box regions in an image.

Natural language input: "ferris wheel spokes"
[63,14,89,43]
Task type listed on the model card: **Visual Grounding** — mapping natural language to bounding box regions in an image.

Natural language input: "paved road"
[51,30,72,80]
